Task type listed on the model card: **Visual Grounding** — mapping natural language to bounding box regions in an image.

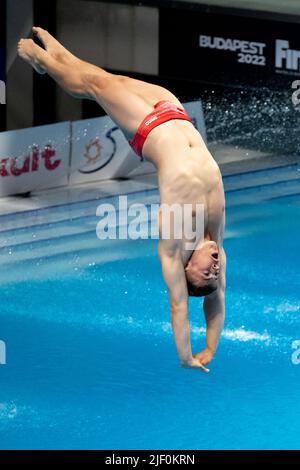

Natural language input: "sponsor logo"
[276,40,300,71]
[199,35,266,66]
[84,138,102,164]
[79,127,119,174]
[0,80,5,105]
[0,144,61,177]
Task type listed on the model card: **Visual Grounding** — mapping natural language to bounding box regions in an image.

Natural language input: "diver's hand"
[180,357,210,373]
[193,348,214,368]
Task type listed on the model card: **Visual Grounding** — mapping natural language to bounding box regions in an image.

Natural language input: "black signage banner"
[159,7,300,89]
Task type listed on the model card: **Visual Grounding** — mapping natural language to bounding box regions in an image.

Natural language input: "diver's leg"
[31,26,78,65]
[17,38,111,99]
[18,32,181,133]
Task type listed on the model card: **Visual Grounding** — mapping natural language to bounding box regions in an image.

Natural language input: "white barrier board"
[0,122,70,196]
[0,100,207,196]
[69,116,140,185]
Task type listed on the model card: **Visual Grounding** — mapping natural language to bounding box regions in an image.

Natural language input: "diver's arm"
[158,241,208,371]
[196,248,226,365]
[203,286,225,354]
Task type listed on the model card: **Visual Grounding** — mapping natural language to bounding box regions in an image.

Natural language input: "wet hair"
[186,277,218,297]
[184,243,220,297]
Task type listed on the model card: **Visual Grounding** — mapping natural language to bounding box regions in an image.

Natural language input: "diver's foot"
[32,26,78,65]
[17,38,46,74]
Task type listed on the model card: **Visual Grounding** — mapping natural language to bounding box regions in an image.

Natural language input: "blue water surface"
[0,178,300,450]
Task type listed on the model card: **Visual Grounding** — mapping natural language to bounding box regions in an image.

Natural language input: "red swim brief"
[129,100,193,159]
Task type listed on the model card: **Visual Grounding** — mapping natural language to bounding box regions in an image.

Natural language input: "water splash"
[203,87,300,155]
[0,402,18,420]
[162,322,271,344]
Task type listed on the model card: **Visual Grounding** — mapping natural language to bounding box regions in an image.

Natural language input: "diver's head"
[185,240,220,297]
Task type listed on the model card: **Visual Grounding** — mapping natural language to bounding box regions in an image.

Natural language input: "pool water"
[0,165,300,450]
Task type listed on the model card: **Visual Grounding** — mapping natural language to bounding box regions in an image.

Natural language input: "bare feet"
[32,26,78,65]
[17,38,46,74]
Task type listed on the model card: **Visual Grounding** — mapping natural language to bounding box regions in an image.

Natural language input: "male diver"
[18,28,226,372]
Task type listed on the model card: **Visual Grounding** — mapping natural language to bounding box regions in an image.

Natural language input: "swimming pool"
[0,163,300,450]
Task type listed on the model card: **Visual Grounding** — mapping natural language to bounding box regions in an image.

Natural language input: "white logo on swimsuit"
[276,40,300,71]
[199,35,266,66]
[145,116,158,126]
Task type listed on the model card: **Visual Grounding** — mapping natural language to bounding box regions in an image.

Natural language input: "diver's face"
[186,241,220,285]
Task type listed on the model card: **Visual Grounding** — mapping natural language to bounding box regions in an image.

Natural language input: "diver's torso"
[146,119,225,261]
